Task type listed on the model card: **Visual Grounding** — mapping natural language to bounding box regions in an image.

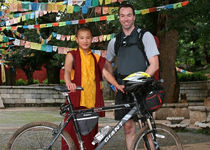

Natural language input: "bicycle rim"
[6,122,76,150]
[132,123,183,150]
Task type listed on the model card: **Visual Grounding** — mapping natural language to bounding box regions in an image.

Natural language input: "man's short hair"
[118,3,135,16]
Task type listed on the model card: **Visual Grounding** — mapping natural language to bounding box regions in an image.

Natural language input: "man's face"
[119,7,135,30]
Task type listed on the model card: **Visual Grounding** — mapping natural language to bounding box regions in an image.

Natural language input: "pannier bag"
[76,112,99,135]
[144,86,165,112]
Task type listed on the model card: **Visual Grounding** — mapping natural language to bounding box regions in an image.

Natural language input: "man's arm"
[145,55,159,76]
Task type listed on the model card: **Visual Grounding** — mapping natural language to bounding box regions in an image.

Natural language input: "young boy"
[63,26,124,150]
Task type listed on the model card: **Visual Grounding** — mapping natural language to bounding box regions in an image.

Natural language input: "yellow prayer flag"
[103,35,107,41]
[40,24,46,28]
[108,7,115,14]
[141,9,149,15]
[99,0,103,5]
[22,15,26,21]
[7,0,14,3]
[1,63,6,83]
[59,4,66,12]
[0,35,3,42]
[105,0,111,5]
[17,16,21,22]
[107,34,111,40]
[71,35,75,41]
[67,6,74,14]
[85,18,93,23]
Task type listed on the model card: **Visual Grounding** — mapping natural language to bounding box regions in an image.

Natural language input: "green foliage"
[195,129,210,135]
[174,128,188,132]
[178,72,208,82]
[60,79,65,84]
[16,79,27,86]
[43,79,48,84]
[33,79,40,84]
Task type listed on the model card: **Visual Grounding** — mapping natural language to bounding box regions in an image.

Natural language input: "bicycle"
[6,72,183,150]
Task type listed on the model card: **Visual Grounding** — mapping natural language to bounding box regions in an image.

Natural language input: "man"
[105,3,159,150]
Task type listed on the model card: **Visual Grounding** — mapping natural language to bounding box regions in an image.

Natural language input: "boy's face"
[119,7,135,30]
[76,30,93,51]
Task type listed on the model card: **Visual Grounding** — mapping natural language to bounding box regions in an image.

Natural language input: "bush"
[178,72,208,82]
[43,79,48,84]
[16,79,27,85]
[33,79,39,84]
[60,79,65,84]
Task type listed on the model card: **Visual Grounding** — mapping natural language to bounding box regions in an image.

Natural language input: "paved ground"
[0,107,210,150]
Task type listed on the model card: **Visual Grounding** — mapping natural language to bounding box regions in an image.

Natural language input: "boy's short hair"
[118,3,135,16]
[76,26,92,37]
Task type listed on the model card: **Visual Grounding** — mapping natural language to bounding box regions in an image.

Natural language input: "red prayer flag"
[182,1,189,6]
[79,19,86,24]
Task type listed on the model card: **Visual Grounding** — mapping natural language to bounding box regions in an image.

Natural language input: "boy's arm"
[105,60,114,74]
[64,53,76,92]
[103,68,124,93]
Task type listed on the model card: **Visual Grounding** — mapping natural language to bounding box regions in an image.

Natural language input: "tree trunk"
[158,30,180,103]
[5,67,16,85]
[157,0,182,103]
[25,70,33,85]
[45,61,61,84]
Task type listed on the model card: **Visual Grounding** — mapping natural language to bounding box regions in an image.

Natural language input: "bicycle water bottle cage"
[123,72,153,92]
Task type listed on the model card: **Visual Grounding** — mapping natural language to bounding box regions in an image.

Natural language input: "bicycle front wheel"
[6,121,76,150]
[131,123,183,150]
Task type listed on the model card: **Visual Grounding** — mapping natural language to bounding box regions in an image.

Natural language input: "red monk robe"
[62,48,106,150]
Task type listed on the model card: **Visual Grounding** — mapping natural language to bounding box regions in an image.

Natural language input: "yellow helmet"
[123,72,152,92]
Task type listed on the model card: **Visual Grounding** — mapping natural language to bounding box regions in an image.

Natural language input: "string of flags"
[176,67,210,78]
[0,1,190,55]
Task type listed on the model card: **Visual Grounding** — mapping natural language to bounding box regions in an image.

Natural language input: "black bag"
[76,112,99,135]
[144,86,165,112]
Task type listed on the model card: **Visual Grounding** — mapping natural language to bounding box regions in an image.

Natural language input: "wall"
[179,81,210,102]
[0,85,66,107]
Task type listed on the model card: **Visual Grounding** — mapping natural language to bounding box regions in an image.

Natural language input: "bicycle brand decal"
[124,104,130,107]
[122,114,132,121]
[104,121,123,143]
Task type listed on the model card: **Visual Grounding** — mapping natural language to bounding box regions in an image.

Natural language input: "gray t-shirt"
[106,28,160,62]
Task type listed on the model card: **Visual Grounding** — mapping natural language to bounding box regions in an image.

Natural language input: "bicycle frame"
[45,86,154,150]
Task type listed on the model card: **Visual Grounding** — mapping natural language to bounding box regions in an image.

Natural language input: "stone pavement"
[0,107,210,150]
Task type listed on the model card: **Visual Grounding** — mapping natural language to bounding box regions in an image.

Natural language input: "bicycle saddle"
[123,72,153,92]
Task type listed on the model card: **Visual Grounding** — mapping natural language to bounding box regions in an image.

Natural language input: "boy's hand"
[66,82,77,92]
[115,84,125,93]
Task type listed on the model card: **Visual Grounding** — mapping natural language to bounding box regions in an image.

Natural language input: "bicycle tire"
[6,121,76,150]
[131,123,183,150]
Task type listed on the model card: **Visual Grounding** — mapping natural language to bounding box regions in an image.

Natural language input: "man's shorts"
[114,91,139,122]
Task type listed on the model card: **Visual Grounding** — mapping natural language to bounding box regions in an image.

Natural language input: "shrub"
[60,79,65,84]
[178,72,208,82]
[33,79,39,84]
[16,79,26,86]
[43,79,48,84]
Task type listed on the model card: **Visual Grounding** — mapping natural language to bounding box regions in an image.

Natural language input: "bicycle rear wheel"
[6,121,76,150]
[131,123,183,150]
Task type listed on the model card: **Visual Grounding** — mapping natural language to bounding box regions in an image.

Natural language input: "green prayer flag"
[59,22,66,26]
[3,36,9,42]
[135,10,141,14]
[174,2,182,9]
[73,6,80,12]
[22,2,30,10]
[46,23,52,27]
[92,0,98,7]
[106,15,115,21]
[41,44,47,51]
[92,17,99,22]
